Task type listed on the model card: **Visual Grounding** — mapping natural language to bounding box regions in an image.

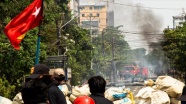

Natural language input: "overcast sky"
[109,0,186,51]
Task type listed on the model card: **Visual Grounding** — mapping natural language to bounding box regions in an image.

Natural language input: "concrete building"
[69,0,79,17]
[79,0,108,35]
[107,10,114,27]
[173,9,186,29]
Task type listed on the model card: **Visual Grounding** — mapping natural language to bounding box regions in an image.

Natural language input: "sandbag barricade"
[170,98,181,104]
[113,97,132,104]
[69,84,91,102]
[135,87,170,104]
[155,76,185,98]
[0,96,12,104]
[151,90,170,104]
[136,76,184,104]
[104,87,135,104]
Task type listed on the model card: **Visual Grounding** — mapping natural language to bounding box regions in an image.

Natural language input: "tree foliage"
[41,0,93,85]
[162,23,186,81]
[92,26,132,77]
[0,0,47,99]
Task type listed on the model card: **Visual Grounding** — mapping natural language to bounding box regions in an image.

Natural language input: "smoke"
[110,0,163,50]
[132,4,162,33]
[131,3,163,49]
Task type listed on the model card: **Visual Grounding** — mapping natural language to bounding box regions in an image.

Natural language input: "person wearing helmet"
[73,96,95,104]
[88,76,113,104]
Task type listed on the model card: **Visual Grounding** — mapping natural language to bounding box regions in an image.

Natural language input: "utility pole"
[101,29,105,56]
[85,15,97,69]
[77,0,80,26]
[111,25,123,82]
[111,32,116,82]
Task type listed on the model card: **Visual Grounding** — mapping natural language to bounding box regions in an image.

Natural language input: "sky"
[109,0,186,51]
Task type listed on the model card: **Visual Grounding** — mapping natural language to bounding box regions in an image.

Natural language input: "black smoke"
[132,3,163,49]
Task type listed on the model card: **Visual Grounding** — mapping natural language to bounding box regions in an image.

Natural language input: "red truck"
[121,66,149,81]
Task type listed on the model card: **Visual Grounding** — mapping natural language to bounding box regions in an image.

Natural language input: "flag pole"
[35,0,44,65]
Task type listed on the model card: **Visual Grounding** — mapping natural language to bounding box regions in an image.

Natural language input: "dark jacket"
[21,79,48,104]
[48,85,67,104]
[89,93,113,104]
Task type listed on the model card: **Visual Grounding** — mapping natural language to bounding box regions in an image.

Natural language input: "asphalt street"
[125,82,145,104]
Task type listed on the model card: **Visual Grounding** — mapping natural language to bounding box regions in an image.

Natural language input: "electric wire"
[102,0,184,10]
[81,22,164,35]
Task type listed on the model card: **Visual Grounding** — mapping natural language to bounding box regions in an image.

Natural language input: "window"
[82,14,85,17]
[97,13,99,17]
[90,7,93,10]
[81,21,99,29]
[94,6,103,10]
[90,13,92,17]
[80,7,84,10]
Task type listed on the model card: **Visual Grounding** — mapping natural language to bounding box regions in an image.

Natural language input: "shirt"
[48,85,67,104]
[90,93,113,104]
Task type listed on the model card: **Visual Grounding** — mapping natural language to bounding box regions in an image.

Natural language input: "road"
[125,82,144,95]
[125,82,144,104]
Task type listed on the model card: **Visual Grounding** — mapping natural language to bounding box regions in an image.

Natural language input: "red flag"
[4,0,43,50]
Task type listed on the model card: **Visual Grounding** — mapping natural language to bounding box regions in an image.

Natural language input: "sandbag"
[69,94,77,102]
[105,90,126,101]
[106,87,125,93]
[138,98,151,104]
[155,76,185,98]
[170,98,181,104]
[127,92,135,104]
[135,87,155,99]
[0,96,12,104]
[105,87,126,101]
[144,79,154,87]
[113,97,132,104]
[135,87,154,104]
[151,90,170,104]
[72,84,90,97]
[66,97,72,104]
[12,92,24,104]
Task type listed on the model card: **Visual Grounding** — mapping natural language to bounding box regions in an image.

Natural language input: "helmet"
[73,96,95,104]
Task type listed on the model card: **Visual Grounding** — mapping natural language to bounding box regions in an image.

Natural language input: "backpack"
[21,78,49,104]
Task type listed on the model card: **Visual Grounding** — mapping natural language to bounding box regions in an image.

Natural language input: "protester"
[88,76,113,104]
[21,64,67,104]
[179,86,186,104]
[53,68,72,97]
[73,96,95,104]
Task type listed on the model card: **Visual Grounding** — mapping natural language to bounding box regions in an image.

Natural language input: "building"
[107,10,114,27]
[173,9,186,29]
[79,0,108,35]
[69,0,79,17]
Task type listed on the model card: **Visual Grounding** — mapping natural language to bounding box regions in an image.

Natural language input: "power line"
[102,0,183,10]
[81,22,164,35]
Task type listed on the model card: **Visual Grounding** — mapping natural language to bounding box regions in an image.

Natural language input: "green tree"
[92,26,132,79]
[42,0,93,85]
[162,23,186,82]
[0,0,47,99]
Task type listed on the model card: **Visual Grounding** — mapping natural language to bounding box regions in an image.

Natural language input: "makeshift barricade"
[155,76,185,98]
[0,96,12,104]
[104,87,134,104]
[136,86,170,104]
